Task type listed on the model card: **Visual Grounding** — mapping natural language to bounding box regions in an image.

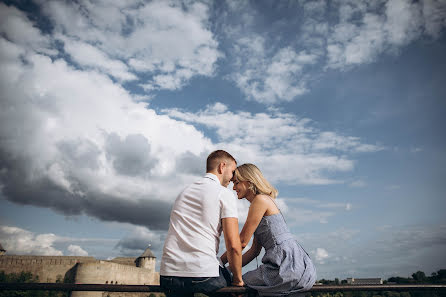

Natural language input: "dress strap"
[266,196,287,225]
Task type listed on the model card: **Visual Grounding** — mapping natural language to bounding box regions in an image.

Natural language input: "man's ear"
[218,162,226,174]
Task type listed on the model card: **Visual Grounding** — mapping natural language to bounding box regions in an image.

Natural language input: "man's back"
[160,173,237,277]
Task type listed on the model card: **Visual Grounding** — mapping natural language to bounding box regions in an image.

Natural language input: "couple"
[160,150,316,297]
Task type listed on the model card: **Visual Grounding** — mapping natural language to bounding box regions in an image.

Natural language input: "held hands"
[231,280,245,297]
[232,280,244,286]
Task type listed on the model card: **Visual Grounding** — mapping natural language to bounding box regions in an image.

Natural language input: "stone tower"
[0,243,5,256]
[135,246,156,271]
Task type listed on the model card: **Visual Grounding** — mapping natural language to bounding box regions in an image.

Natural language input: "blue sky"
[0,0,445,280]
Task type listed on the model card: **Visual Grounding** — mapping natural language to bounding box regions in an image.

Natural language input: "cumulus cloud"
[0,224,144,258]
[300,225,446,279]
[164,103,382,185]
[60,37,137,81]
[314,247,329,264]
[0,4,216,230]
[0,226,63,256]
[326,0,446,69]
[33,0,221,90]
[232,44,318,104]
[0,0,387,233]
[217,0,446,104]
[67,244,88,256]
[115,226,164,257]
[219,4,319,104]
[0,3,55,55]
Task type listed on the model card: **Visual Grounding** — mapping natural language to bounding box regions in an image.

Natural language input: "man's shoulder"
[219,185,235,196]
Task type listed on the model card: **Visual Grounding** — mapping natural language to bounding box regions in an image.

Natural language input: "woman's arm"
[221,195,268,265]
[239,195,268,248]
[242,236,262,267]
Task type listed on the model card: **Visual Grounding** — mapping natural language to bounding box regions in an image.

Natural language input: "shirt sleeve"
[220,188,238,219]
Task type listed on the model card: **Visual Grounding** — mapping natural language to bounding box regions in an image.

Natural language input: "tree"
[0,271,69,297]
[411,271,426,282]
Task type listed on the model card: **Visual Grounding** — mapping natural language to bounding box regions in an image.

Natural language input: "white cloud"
[165,103,382,185]
[300,224,446,279]
[220,0,446,103]
[277,197,353,225]
[349,180,367,188]
[0,226,63,256]
[36,0,221,91]
[422,0,446,38]
[0,11,217,229]
[345,203,352,211]
[410,147,423,153]
[326,0,445,69]
[67,244,88,256]
[0,3,55,55]
[233,46,318,104]
[314,247,329,264]
[60,37,137,81]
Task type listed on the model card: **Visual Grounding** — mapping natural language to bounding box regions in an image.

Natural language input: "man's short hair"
[206,150,236,172]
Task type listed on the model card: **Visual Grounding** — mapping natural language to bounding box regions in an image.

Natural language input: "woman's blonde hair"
[234,163,278,198]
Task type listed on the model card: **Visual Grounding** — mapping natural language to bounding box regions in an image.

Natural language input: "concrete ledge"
[1,282,445,293]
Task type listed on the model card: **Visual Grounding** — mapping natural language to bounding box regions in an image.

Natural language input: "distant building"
[347,277,383,285]
[0,244,159,297]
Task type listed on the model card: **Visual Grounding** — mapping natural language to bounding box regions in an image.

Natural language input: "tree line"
[312,269,445,297]
[316,269,446,285]
[0,271,68,297]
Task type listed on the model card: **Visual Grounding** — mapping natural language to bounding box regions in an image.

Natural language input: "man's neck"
[206,171,223,186]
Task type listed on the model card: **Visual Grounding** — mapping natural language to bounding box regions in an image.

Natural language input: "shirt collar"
[204,173,220,184]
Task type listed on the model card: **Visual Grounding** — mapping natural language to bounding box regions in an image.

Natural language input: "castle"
[0,243,160,297]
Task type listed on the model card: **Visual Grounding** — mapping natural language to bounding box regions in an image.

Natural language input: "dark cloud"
[0,149,171,230]
[175,151,207,175]
[83,194,171,231]
[57,139,101,170]
[115,227,165,257]
[105,133,157,177]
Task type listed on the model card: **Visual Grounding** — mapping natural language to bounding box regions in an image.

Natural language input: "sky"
[0,0,445,281]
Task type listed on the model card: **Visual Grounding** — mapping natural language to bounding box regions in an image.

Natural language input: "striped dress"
[243,213,316,296]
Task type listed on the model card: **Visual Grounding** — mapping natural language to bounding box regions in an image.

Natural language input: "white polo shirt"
[160,173,238,277]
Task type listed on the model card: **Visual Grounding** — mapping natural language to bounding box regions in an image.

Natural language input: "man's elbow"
[240,239,249,249]
[226,241,242,255]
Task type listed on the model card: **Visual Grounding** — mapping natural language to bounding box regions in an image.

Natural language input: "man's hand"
[232,280,244,287]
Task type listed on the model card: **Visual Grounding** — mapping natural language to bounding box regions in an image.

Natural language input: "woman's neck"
[246,191,256,203]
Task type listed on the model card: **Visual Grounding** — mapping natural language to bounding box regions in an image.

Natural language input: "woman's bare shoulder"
[254,194,280,215]
[253,194,271,204]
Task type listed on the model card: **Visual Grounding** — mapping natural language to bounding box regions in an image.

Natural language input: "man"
[160,150,243,297]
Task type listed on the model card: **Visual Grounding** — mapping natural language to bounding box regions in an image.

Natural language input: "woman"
[221,163,316,296]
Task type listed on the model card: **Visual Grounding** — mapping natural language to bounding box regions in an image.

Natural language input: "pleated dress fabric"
[242,213,317,296]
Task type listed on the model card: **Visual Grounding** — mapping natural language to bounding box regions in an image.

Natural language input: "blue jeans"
[160,266,232,297]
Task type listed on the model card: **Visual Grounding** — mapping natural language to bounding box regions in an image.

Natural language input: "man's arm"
[222,217,243,286]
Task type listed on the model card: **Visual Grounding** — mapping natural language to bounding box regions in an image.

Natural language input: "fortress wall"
[0,256,96,283]
[72,261,159,297]
[109,257,136,266]
[1,255,159,297]
[137,257,155,272]
[74,261,157,285]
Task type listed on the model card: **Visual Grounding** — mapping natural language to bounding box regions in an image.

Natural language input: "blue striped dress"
[242,213,316,296]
